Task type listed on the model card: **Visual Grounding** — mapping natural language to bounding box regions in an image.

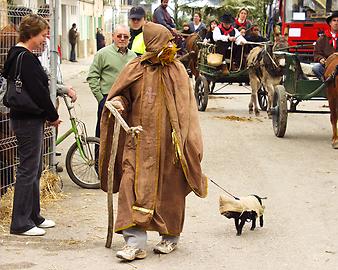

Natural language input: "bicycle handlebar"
[60,94,74,110]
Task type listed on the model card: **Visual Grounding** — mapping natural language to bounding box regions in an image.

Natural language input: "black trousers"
[95,95,108,138]
[10,118,45,234]
[215,40,243,64]
[70,43,76,61]
[95,95,107,169]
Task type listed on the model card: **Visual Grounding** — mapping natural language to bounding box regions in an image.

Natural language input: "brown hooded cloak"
[99,22,207,236]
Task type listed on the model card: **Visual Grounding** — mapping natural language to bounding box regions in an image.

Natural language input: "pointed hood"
[141,22,174,61]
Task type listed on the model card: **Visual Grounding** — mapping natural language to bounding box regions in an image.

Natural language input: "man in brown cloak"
[99,22,208,261]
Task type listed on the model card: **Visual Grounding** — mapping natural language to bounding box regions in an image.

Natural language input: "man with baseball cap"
[312,11,338,81]
[128,6,146,55]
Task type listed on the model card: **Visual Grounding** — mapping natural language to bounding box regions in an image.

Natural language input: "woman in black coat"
[3,14,61,236]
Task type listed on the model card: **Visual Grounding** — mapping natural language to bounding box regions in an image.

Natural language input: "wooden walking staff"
[104,100,143,248]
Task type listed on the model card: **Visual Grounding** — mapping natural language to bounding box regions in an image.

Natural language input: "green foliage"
[217,0,268,27]
[178,0,272,30]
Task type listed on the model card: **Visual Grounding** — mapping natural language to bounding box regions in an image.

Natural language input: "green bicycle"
[56,94,100,189]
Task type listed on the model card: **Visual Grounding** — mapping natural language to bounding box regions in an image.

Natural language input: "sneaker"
[20,227,46,236]
[38,219,56,228]
[116,245,147,261]
[153,240,177,254]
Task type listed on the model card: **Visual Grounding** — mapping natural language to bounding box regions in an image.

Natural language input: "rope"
[266,48,279,68]
[209,178,239,200]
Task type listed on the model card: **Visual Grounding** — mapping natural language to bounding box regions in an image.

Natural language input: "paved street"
[1,59,338,270]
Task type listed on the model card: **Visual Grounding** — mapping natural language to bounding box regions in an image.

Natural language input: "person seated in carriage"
[213,12,247,74]
[312,11,338,81]
[245,24,268,51]
[179,22,192,54]
[203,19,218,44]
[188,12,207,37]
[234,7,252,36]
[181,22,192,35]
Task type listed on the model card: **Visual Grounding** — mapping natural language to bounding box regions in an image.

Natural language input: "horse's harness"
[249,42,284,78]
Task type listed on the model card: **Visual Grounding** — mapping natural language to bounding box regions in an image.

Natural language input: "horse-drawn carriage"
[270,52,338,139]
[190,41,268,112]
[182,32,338,148]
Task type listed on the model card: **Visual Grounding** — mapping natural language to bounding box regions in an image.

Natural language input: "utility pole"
[49,0,59,172]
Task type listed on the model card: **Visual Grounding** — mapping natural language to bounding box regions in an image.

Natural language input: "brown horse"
[184,33,200,78]
[179,29,207,79]
[324,53,338,148]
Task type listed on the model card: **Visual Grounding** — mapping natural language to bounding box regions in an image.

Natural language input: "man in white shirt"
[213,12,247,71]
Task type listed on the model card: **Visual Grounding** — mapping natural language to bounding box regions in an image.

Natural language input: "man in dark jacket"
[96,28,105,51]
[312,11,338,81]
[153,0,177,34]
[153,0,186,54]
[68,23,78,62]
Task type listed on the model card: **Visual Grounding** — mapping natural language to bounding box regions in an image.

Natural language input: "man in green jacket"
[87,25,136,138]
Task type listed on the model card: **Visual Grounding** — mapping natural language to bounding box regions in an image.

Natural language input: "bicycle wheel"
[65,137,100,189]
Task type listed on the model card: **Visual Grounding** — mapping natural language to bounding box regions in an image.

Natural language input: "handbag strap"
[14,51,26,81]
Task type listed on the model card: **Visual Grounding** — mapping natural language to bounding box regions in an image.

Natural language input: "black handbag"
[3,51,43,114]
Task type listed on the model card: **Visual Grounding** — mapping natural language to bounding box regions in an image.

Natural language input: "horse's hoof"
[255,110,260,116]
[332,142,338,149]
[249,109,253,114]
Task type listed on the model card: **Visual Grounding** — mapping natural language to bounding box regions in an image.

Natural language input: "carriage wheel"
[271,85,288,137]
[258,85,268,111]
[194,76,209,111]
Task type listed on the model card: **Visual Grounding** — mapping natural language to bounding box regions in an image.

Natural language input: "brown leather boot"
[221,64,229,75]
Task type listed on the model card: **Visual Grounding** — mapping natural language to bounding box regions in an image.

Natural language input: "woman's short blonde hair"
[18,14,49,42]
